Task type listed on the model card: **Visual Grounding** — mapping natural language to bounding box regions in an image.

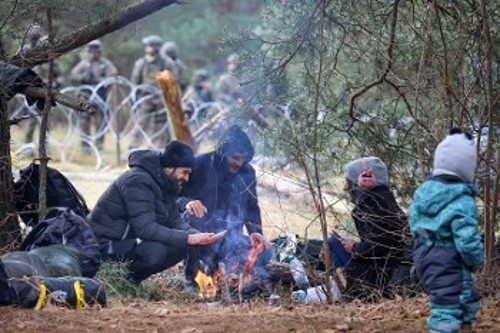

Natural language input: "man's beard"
[167,174,184,193]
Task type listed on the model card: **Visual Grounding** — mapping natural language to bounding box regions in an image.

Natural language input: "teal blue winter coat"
[410,177,483,268]
[410,176,484,332]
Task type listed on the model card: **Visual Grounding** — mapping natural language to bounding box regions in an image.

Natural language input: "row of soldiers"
[16,25,243,154]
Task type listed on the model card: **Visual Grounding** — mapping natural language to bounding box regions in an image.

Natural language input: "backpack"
[14,163,90,226]
[18,209,101,278]
[7,276,107,309]
[0,260,11,305]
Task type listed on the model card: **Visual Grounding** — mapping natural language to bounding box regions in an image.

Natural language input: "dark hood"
[215,125,255,163]
[128,150,177,194]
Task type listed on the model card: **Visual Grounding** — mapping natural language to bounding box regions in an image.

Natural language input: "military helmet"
[161,41,179,59]
[227,53,239,64]
[27,24,44,40]
[142,35,163,47]
[86,40,102,50]
[193,69,209,83]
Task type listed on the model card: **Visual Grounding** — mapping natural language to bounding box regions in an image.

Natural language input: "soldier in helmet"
[182,69,214,122]
[129,35,174,151]
[184,69,213,105]
[160,41,189,93]
[25,25,44,49]
[15,25,65,147]
[215,53,244,106]
[70,40,118,153]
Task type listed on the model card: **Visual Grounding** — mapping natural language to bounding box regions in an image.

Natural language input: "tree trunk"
[479,0,497,274]
[156,70,197,151]
[0,99,21,252]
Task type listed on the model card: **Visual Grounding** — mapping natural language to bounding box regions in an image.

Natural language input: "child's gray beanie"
[432,128,477,182]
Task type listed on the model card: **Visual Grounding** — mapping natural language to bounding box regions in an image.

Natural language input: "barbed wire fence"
[9,76,240,170]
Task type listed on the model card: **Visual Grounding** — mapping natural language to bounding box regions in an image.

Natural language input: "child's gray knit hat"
[432,128,477,182]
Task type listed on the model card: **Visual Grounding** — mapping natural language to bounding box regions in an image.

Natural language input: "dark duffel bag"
[7,276,106,309]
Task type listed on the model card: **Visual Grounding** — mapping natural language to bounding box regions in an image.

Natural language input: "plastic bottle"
[291,290,309,303]
[268,293,281,306]
[291,278,342,304]
[289,256,311,290]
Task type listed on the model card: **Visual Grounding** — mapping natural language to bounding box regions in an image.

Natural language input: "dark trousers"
[101,239,186,283]
[328,234,395,301]
[129,96,169,150]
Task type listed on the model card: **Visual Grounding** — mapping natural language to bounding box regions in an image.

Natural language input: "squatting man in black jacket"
[89,141,224,283]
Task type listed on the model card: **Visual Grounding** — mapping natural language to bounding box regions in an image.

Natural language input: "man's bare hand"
[185,200,207,218]
[187,233,217,245]
[342,238,356,253]
[211,230,227,242]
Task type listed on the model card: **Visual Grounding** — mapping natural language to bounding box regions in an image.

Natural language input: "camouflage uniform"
[19,27,64,145]
[215,54,243,105]
[161,41,189,93]
[129,36,173,150]
[70,40,118,152]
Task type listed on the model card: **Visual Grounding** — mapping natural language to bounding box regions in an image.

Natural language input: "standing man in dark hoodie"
[179,125,270,292]
[89,140,223,283]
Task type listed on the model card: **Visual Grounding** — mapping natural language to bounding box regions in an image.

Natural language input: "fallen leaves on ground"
[0,296,499,333]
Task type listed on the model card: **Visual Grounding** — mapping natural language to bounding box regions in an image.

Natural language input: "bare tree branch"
[347,0,400,122]
[24,87,98,113]
[8,0,180,68]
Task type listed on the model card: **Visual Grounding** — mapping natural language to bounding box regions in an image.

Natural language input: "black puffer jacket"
[89,150,196,248]
[179,125,262,235]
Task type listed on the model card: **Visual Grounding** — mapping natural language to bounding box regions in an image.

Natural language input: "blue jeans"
[328,234,352,268]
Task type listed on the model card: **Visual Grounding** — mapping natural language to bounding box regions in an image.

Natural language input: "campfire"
[194,269,220,299]
[193,233,271,303]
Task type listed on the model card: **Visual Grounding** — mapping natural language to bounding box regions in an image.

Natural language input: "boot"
[460,323,475,333]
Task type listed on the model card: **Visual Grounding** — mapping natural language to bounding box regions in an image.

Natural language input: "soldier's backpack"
[14,163,90,226]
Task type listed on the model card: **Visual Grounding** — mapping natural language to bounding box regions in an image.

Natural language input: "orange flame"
[242,236,264,285]
[194,269,220,298]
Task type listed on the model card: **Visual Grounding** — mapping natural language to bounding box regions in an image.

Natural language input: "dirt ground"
[1,296,499,333]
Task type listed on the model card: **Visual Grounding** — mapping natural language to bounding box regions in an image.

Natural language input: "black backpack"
[0,260,11,305]
[18,209,101,278]
[14,163,90,226]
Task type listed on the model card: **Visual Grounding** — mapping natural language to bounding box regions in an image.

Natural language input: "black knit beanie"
[160,140,195,168]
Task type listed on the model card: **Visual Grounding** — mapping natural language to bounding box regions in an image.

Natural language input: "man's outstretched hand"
[185,200,208,218]
[187,230,227,245]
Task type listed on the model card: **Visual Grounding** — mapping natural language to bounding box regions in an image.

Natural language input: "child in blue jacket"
[410,129,484,333]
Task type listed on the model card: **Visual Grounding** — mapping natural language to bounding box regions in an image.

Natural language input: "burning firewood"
[218,262,232,305]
